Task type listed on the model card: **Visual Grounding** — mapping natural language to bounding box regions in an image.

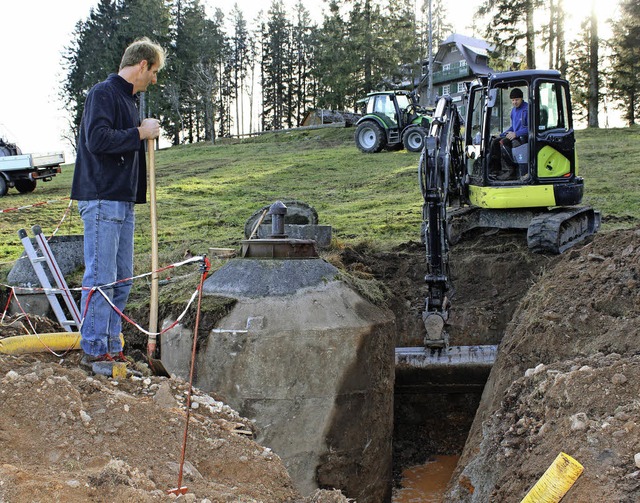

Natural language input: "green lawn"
[1,125,638,282]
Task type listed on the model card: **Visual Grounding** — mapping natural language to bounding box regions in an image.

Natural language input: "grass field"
[1,125,638,282]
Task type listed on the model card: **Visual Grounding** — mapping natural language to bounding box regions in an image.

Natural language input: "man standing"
[490,87,529,180]
[71,37,166,367]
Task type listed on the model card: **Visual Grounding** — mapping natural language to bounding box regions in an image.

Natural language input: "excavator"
[419,70,600,348]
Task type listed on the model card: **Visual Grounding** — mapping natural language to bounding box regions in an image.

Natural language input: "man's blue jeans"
[78,200,135,356]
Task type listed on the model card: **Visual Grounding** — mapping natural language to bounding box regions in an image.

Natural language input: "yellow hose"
[521,452,584,503]
[0,332,81,354]
[0,333,124,355]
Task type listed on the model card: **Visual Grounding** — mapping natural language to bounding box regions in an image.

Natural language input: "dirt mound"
[0,313,62,337]
[0,352,348,502]
[447,226,640,502]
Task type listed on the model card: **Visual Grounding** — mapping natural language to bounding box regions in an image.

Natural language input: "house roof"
[435,33,493,76]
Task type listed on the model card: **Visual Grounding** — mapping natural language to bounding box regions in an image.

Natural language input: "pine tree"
[118,0,171,122]
[60,0,124,149]
[478,0,538,69]
[421,0,453,50]
[230,4,249,137]
[314,1,358,110]
[60,0,172,149]
[541,0,567,74]
[291,1,317,126]
[384,0,421,88]
[246,12,264,134]
[261,0,292,130]
[608,0,640,125]
[164,0,199,144]
[192,8,228,143]
[566,18,596,124]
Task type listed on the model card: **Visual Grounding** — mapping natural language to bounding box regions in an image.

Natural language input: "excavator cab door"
[532,79,576,179]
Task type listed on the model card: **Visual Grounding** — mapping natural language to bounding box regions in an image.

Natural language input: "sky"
[0,0,615,164]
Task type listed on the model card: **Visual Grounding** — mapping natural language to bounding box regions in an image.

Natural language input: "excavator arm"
[418,96,465,348]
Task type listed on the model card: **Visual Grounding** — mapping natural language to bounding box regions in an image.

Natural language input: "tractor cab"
[464,70,582,208]
[355,90,430,153]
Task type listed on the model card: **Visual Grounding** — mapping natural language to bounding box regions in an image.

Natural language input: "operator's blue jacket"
[503,101,529,139]
[71,74,147,203]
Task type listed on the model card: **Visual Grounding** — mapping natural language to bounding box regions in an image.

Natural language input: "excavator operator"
[489,87,529,181]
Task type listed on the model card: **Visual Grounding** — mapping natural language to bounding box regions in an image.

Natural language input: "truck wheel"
[355,121,387,153]
[15,179,37,193]
[403,127,427,152]
[0,177,7,197]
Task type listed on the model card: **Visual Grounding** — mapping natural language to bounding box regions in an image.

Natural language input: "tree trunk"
[557,0,567,75]
[588,1,599,128]
[363,0,373,91]
[526,0,536,69]
[548,0,555,69]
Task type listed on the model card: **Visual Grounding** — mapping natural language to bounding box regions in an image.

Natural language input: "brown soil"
[0,349,352,502]
[1,226,638,502]
[446,226,640,502]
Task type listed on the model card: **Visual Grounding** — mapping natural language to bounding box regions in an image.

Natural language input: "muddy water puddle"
[393,455,460,503]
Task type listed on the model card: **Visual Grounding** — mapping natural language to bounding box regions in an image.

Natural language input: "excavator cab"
[464,70,584,208]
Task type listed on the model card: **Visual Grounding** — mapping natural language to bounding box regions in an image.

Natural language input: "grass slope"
[1,125,638,280]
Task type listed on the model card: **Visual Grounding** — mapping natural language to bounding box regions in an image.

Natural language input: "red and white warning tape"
[0,197,71,214]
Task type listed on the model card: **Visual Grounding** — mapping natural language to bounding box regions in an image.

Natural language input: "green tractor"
[355,90,430,153]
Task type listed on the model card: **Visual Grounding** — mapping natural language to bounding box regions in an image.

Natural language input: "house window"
[459,60,467,67]
[443,63,451,71]
[452,46,459,53]
[457,82,466,93]
[442,84,450,95]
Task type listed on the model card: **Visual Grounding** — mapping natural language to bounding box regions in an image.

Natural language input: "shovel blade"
[147,356,171,377]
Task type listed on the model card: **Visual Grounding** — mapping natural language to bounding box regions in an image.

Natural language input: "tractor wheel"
[15,179,37,194]
[403,127,427,152]
[355,121,387,153]
[0,177,7,197]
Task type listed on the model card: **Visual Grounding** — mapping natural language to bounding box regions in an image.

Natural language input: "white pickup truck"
[0,138,64,197]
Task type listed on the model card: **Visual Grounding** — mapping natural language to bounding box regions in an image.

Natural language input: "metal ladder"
[18,225,81,332]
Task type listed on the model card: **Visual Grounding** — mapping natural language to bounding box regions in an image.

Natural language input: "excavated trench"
[154,230,550,502]
[0,228,554,501]
[337,232,554,500]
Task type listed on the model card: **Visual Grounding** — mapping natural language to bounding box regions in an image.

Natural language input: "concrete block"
[165,258,395,502]
[7,234,84,287]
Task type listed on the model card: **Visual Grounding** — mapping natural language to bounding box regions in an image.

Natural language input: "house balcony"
[432,66,473,84]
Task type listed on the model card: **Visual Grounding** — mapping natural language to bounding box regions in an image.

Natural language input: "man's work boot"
[109,351,130,364]
[495,156,517,180]
[495,169,515,181]
[80,352,113,371]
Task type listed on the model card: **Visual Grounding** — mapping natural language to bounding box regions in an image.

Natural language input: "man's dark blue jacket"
[71,74,147,203]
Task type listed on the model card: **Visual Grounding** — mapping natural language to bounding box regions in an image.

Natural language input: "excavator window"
[536,82,570,133]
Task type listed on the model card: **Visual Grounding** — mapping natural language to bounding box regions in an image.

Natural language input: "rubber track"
[527,206,600,254]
